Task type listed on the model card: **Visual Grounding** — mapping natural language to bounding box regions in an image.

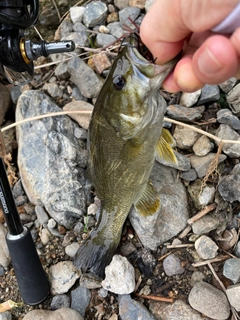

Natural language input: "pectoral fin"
[155,128,177,165]
[134,181,160,216]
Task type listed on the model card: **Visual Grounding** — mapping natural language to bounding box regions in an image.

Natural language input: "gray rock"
[74,127,87,140]
[226,284,240,311]
[63,100,93,130]
[192,215,219,235]
[0,312,11,320]
[50,294,70,310]
[83,1,107,27]
[54,62,70,79]
[189,281,230,320]
[198,84,220,104]
[198,186,215,207]
[219,77,238,93]
[119,6,140,26]
[102,255,135,294]
[49,261,81,294]
[22,308,84,320]
[96,33,116,47]
[10,85,22,104]
[227,83,240,113]
[166,105,202,122]
[79,273,102,289]
[40,228,52,245]
[217,108,240,130]
[0,224,10,268]
[98,287,108,298]
[114,0,129,10]
[173,125,201,149]
[216,124,240,158]
[119,294,155,320]
[16,91,87,229]
[149,299,203,320]
[157,150,191,172]
[67,56,103,98]
[0,265,5,276]
[71,87,87,101]
[48,218,57,229]
[43,83,63,98]
[107,21,124,39]
[145,0,155,11]
[65,242,80,257]
[234,241,240,258]
[0,83,11,125]
[71,285,91,317]
[35,205,49,226]
[129,162,189,250]
[223,258,240,284]
[59,20,73,38]
[180,169,198,181]
[193,135,214,157]
[70,6,85,24]
[72,22,89,46]
[190,271,206,287]
[63,31,89,48]
[163,254,185,276]
[218,163,240,202]
[195,235,218,259]
[180,90,201,107]
[189,153,227,178]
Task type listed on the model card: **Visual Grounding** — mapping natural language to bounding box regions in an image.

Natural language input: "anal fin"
[134,181,160,217]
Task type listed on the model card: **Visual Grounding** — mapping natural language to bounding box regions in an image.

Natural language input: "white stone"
[180,89,201,108]
[65,242,80,257]
[193,135,213,157]
[226,284,240,311]
[70,7,85,24]
[199,186,215,206]
[102,255,135,294]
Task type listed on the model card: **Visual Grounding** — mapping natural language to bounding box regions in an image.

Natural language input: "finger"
[192,35,239,84]
[230,27,240,78]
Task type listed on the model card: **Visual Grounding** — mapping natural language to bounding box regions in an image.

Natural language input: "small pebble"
[223,258,240,284]
[194,235,218,259]
[163,254,185,276]
[50,294,71,310]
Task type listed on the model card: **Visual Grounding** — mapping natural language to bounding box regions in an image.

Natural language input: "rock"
[65,242,80,257]
[223,258,240,284]
[216,124,240,158]
[145,0,155,11]
[0,312,11,320]
[40,228,52,245]
[119,294,155,320]
[71,23,89,46]
[193,135,214,157]
[70,6,85,23]
[217,108,240,130]
[157,150,191,172]
[179,90,201,107]
[234,241,240,258]
[219,77,238,93]
[129,162,188,250]
[173,125,201,149]
[114,0,129,10]
[39,9,59,26]
[192,215,219,235]
[119,6,140,26]
[49,261,80,294]
[35,205,49,226]
[226,284,240,311]
[218,163,240,202]
[0,265,5,276]
[190,271,206,287]
[195,235,218,259]
[102,255,135,294]
[80,273,102,289]
[96,33,116,47]
[92,53,112,74]
[63,100,93,130]
[74,127,88,140]
[198,186,216,206]
[180,169,198,181]
[63,31,89,47]
[71,285,91,317]
[67,56,103,98]
[198,84,220,104]
[58,20,73,38]
[163,254,184,276]
[129,0,146,8]
[107,12,119,23]
[166,105,202,122]
[227,83,240,113]
[149,299,203,320]
[50,294,71,309]
[0,84,11,125]
[98,288,108,298]
[82,1,107,27]
[16,90,87,229]
[129,248,156,277]
[189,153,227,178]
[0,224,10,268]
[218,229,238,251]
[48,218,57,229]
[22,308,84,320]
[107,21,124,39]
[189,282,230,320]
[54,62,70,80]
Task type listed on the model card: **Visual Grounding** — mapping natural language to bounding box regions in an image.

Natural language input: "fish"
[74,34,178,279]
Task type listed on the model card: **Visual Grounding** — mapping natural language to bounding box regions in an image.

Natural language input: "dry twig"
[135,293,173,303]
[187,203,217,224]
[166,243,194,249]
[192,255,229,267]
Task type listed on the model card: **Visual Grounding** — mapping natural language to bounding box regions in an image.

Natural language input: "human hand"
[140,0,240,93]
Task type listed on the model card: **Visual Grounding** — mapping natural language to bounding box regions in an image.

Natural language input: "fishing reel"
[0,0,75,85]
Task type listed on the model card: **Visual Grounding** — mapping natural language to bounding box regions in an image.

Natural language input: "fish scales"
[74,34,178,278]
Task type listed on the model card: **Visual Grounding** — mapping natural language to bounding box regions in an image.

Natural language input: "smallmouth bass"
[74,34,178,279]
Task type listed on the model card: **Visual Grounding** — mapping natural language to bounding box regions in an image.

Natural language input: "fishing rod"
[0,0,75,305]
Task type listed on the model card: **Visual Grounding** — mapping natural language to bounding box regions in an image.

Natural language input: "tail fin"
[73,230,118,279]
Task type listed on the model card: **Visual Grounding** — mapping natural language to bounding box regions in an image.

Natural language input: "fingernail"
[198,47,222,75]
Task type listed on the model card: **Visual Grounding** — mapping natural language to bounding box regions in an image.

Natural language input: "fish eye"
[113,75,125,91]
